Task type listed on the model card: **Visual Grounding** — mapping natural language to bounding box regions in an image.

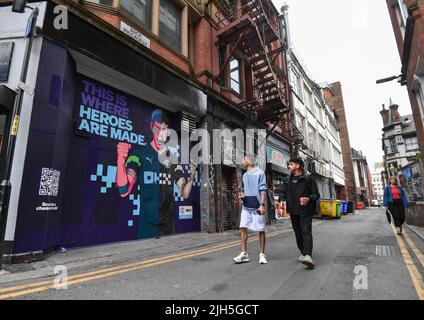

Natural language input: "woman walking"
[383,177,409,235]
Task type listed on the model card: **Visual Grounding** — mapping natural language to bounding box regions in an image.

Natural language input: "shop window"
[121,0,152,29]
[230,57,241,94]
[160,0,182,52]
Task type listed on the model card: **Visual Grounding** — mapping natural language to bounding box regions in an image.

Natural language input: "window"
[121,0,152,28]
[160,0,181,52]
[308,125,317,152]
[230,57,241,94]
[304,87,312,109]
[319,135,326,159]
[290,71,302,99]
[390,138,398,153]
[405,136,419,151]
[296,113,305,135]
[318,106,324,123]
[332,145,343,168]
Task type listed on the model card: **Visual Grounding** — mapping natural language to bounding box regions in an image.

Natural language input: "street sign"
[18,81,34,96]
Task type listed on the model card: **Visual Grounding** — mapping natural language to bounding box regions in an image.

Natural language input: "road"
[0,208,423,300]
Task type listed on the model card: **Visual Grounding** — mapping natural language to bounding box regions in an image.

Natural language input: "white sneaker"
[233,252,250,264]
[298,255,305,262]
[259,253,268,264]
[301,255,315,269]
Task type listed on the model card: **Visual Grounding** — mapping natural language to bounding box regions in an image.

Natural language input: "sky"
[272,0,412,171]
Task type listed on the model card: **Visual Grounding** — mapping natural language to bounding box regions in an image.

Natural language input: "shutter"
[221,176,232,231]
[180,111,197,133]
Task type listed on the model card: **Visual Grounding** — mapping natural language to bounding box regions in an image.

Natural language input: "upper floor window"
[230,57,241,94]
[308,125,317,152]
[160,0,182,52]
[319,135,326,159]
[290,70,302,99]
[390,138,398,153]
[121,0,152,29]
[405,136,419,151]
[395,0,408,39]
[304,87,312,109]
[296,112,305,135]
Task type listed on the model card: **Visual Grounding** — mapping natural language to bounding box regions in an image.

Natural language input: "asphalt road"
[1,208,424,300]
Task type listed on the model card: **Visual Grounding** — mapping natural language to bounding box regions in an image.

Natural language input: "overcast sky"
[272,0,412,171]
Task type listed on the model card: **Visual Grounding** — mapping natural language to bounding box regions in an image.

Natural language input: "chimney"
[380,104,389,127]
[280,4,292,49]
[389,100,401,122]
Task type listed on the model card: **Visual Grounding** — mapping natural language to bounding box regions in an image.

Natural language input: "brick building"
[385,0,424,195]
[351,148,375,206]
[323,82,357,204]
[380,101,423,200]
[0,0,293,258]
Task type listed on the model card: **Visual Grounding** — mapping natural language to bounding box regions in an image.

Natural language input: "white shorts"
[239,206,266,232]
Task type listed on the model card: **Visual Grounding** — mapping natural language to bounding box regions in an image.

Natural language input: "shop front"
[266,135,291,220]
[310,160,333,200]
[3,2,208,256]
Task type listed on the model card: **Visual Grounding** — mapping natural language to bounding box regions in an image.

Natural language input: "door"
[221,167,234,231]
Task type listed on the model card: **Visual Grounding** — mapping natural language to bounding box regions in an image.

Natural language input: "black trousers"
[388,199,406,228]
[291,214,313,256]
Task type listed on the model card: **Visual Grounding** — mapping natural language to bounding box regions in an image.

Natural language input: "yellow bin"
[320,200,337,218]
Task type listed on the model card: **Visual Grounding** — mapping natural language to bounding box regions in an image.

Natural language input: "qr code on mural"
[39,168,60,197]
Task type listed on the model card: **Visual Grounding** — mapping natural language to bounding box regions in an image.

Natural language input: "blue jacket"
[383,186,409,208]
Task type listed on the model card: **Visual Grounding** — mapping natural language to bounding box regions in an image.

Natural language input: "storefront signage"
[0,42,14,82]
[120,21,151,49]
[267,146,290,169]
[312,161,328,177]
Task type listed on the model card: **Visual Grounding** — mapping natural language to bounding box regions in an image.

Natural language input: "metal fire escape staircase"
[215,0,301,142]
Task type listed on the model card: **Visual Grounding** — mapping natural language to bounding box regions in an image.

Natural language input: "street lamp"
[0,0,39,272]
[376,75,402,84]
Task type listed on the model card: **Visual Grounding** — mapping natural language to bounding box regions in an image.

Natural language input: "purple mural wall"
[13,40,200,254]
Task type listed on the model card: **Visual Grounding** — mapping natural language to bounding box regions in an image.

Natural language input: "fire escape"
[215,0,301,145]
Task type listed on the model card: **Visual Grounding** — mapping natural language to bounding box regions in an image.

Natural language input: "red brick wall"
[329,82,357,203]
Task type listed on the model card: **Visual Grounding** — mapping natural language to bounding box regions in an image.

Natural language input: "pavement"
[406,224,424,242]
[0,208,423,300]
[0,218,294,285]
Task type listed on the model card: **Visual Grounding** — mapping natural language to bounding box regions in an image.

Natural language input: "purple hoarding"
[14,40,200,254]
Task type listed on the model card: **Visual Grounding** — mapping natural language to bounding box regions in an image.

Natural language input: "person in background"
[384,177,409,235]
[267,183,277,223]
[279,158,320,269]
[233,154,268,265]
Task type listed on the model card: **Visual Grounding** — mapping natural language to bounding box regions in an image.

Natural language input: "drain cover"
[375,245,399,256]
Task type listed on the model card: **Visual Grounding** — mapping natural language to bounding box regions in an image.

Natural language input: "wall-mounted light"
[12,0,28,13]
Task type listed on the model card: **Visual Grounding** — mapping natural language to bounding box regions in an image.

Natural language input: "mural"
[14,44,200,254]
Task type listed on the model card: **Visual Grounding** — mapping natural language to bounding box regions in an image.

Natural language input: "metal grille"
[375,245,399,256]
[181,111,197,133]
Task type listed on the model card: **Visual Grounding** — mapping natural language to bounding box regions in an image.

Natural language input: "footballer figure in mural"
[116,109,197,239]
